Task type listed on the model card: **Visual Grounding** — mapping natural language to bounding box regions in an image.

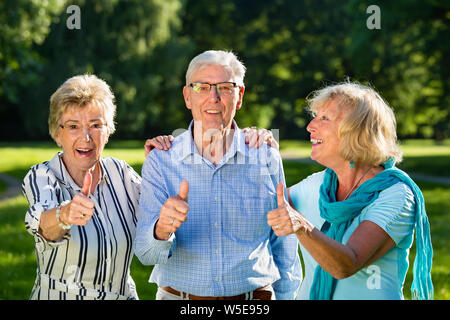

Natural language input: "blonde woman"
[22,75,141,300]
[267,82,433,300]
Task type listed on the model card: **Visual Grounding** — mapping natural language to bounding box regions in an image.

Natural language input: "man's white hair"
[185,50,246,86]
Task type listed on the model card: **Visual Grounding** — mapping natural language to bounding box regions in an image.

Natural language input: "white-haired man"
[135,50,301,300]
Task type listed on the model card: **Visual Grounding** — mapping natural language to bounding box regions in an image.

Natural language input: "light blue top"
[134,121,302,299]
[290,170,416,300]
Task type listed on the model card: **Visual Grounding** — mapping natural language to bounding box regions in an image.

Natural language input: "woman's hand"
[145,135,174,156]
[267,183,313,236]
[39,171,95,241]
[242,127,279,149]
[59,171,95,227]
[268,184,395,280]
[143,128,278,157]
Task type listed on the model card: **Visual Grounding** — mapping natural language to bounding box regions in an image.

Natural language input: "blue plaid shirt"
[135,121,301,299]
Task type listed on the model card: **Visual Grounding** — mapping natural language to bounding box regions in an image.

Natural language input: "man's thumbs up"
[178,179,189,201]
[276,182,286,208]
[155,180,189,241]
[81,170,92,197]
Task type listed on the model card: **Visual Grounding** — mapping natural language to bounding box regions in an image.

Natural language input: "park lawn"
[0,139,449,299]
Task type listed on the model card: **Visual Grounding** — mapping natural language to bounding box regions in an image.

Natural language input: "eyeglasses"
[59,121,106,138]
[189,82,238,96]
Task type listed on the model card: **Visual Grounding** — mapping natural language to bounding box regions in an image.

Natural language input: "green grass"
[0,139,449,300]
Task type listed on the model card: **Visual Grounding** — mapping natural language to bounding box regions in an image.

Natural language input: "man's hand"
[155,180,189,240]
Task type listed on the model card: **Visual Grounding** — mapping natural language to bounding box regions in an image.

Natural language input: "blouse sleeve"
[125,162,142,199]
[362,182,416,247]
[22,163,70,251]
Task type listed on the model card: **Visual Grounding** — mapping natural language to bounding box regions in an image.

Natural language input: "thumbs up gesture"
[80,169,93,197]
[267,183,303,236]
[155,180,189,240]
[58,170,96,227]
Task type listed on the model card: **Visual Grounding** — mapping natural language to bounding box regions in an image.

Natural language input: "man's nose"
[209,85,220,101]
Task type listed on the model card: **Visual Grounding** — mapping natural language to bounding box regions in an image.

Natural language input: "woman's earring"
[350,161,355,168]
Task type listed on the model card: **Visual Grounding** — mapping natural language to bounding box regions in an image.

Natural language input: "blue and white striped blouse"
[22,152,141,300]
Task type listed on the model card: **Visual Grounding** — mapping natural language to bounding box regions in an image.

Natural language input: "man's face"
[183,64,244,134]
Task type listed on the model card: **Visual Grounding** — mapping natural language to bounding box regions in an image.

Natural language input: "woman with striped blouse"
[22,75,141,300]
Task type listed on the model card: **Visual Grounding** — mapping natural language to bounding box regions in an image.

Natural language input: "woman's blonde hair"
[307,82,402,166]
[48,74,116,141]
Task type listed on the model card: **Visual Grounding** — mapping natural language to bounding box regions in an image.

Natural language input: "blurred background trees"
[1,0,448,141]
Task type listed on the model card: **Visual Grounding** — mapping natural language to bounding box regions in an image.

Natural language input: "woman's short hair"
[48,74,116,141]
[307,82,402,166]
[185,50,246,86]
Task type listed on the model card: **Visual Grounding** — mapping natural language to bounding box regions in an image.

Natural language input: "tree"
[0,0,66,139]
[1,0,190,140]
[345,0,450,139]
[1,0,448,140]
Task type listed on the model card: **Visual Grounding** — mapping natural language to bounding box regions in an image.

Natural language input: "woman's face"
[306,99,350,168]
[54,103,108,174]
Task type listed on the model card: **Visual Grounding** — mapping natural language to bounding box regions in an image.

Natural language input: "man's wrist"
[154,219,172,241]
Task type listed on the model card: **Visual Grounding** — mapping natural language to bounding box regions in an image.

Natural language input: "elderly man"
[135,50,301,300]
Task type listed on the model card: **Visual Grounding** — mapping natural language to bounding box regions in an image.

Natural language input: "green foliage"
[0,0,449,140]
[1,0,191,140]
[0,0,66,138]
[345,0,450,139]
[180,0,450,140]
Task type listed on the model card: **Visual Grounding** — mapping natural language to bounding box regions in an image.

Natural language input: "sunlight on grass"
[0,196,37,299]
[279,140,312,158]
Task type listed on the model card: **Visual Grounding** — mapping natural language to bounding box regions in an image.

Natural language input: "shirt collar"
[174,120,247,164]
[48,152,107,192]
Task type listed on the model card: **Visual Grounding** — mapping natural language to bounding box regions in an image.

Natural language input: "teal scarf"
[309,158,434,300]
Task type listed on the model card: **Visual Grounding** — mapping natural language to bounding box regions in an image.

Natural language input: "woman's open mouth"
[311,138,323,146]
[76,148,94,157]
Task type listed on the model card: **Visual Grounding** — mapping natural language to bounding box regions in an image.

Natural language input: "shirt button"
[215,277,219,282]
[214,222,218,228]
[214,196,218,201]
[215,249,219,254]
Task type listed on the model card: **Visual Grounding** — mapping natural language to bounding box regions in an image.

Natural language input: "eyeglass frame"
[58,120,107,138]
[188,82,240,96]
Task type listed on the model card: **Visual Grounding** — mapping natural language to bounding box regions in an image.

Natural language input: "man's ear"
[236,86,245,110]
[183,85,192,110]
